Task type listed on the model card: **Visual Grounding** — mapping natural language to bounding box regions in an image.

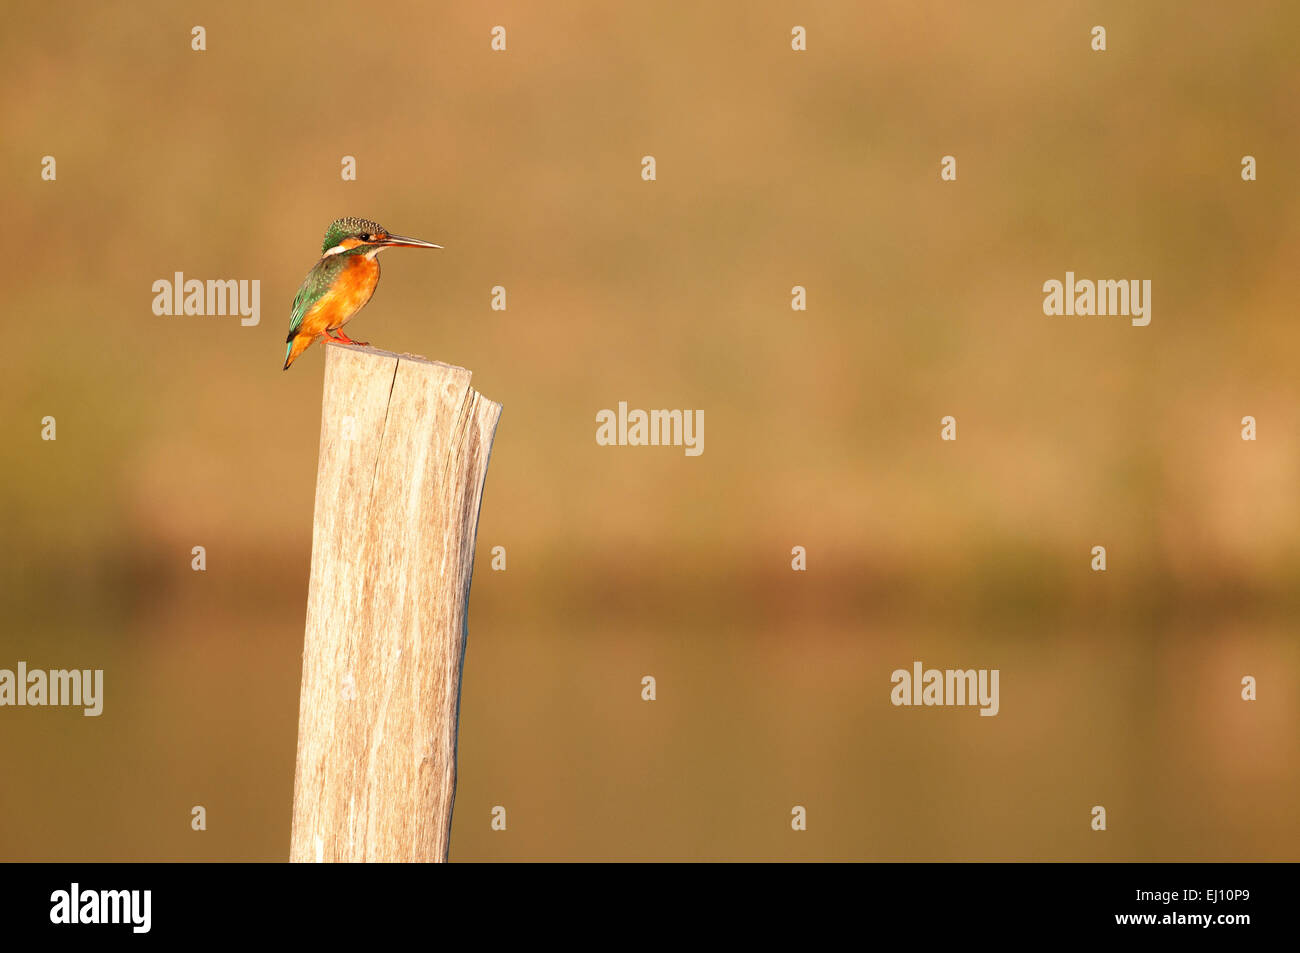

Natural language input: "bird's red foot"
[328,330,369,346]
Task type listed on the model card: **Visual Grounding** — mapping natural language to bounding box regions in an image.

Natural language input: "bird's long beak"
[379,234,442,249]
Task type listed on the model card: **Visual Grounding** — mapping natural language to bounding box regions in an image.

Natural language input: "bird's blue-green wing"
[286,258,340,342]
[287,278,317,341]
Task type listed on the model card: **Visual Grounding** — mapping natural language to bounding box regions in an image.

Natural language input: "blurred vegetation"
[1,1,1297,860]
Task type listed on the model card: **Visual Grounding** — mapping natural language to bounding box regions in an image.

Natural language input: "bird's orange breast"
[302,256,381,335]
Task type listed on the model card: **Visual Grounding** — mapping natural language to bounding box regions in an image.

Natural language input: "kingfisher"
[283,216,441,370]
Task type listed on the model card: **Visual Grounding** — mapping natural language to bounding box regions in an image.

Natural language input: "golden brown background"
[2,1,1297,860]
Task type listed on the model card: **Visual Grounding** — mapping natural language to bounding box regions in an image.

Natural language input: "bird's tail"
[283,332,313,371]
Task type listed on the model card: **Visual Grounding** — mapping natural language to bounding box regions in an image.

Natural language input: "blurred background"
[2,0,1298,860]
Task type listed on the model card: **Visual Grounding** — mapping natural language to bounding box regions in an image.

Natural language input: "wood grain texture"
[290,342,501,862]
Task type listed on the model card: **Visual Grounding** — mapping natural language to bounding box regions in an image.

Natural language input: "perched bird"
[283,217,441,370]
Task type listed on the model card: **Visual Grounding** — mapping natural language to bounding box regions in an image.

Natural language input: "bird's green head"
[319,217,442,257]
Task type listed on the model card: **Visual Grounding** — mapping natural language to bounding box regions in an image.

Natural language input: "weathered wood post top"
[290,342,501,862]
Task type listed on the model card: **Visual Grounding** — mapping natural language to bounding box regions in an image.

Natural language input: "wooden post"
[290,343,501,862]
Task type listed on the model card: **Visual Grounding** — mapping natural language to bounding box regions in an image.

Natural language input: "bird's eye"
[360,233,372,241]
